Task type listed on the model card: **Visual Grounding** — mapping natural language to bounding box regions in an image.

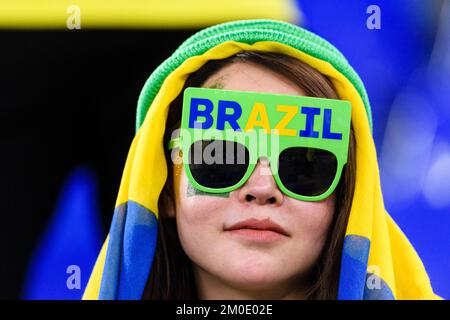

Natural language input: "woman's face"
[170,62,336,299]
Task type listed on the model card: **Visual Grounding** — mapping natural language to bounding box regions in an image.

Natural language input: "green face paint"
[186,181,230,198]
[207,78,226,89]
[169,87,352,202]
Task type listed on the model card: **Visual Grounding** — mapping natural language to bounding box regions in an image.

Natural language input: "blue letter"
[188,98,214,129]
[217,100,242,131]
[299,106,320,138]
[322,109,342,140]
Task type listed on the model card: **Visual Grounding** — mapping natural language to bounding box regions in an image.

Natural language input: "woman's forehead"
[202,62,306,97]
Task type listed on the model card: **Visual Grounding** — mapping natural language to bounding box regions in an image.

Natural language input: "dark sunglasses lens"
[278,147,338,197]
[188,140,249,189]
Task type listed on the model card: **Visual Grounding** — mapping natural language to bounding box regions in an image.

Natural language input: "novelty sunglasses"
[168,87,352,202]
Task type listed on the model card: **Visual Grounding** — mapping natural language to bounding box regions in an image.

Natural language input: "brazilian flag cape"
[83,19,439,300]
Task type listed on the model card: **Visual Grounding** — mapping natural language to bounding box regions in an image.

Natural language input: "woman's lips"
[224,218,289,243]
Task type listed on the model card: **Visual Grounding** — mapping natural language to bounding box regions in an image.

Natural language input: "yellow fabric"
[0,0,298,29]
[83,40,439,300]
[82,235,109,300]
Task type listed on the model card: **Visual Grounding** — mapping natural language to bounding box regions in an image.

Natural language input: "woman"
[83,19,439,300]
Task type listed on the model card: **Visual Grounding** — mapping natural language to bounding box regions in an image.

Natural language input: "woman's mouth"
[224,218,289,243]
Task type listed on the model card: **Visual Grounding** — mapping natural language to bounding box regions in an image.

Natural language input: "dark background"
[0,30,198,299]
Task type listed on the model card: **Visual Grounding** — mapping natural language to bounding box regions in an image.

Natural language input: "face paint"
[208,79,226,89]
[169,87,351,202]
[186,182,230,198]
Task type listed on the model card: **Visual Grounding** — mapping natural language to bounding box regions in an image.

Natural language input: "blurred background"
[1,0,449,299]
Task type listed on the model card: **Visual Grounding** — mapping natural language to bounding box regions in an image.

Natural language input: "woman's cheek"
[177,192,224,227]
[289,196,336,244]
[175,168,228,222]
[175,195,219,249]
[175,199,226,269]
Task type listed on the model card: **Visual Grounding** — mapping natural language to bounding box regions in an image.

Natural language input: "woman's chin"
[219,261,290,290]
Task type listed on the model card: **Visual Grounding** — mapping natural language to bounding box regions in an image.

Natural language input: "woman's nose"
[235,157,284,206]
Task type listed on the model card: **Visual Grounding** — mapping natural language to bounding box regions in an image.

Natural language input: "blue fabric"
[363,273,395,299]
[338,235,371,300]
[99,201,158,300]
[99,203,126,299]
[118,201,158,299]
[338,235,396,300]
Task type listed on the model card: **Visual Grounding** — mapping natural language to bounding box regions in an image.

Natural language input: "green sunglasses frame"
[168,87,352,202]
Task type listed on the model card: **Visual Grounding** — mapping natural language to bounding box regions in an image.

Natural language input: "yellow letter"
[274,105,298,136]
[245,102,271,133]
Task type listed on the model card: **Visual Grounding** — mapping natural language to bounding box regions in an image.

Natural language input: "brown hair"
[142,51,356,300]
